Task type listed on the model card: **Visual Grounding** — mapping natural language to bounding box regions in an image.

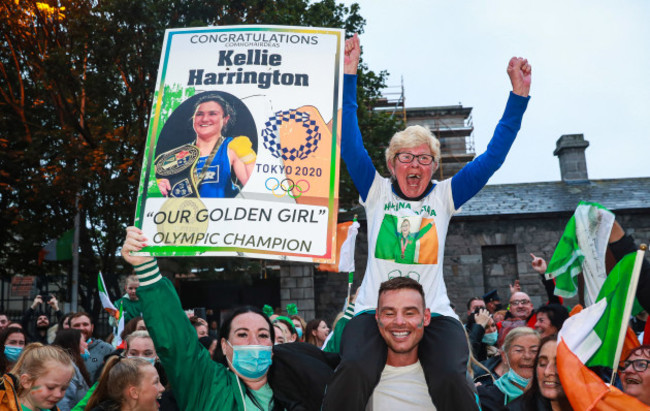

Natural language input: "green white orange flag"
[38,229,74,264]
[545,201,615,305]
[97,272,118,317]
[557,250,647,410]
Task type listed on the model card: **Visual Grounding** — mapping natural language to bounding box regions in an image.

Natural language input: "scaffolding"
[373,78,476,180]
[372,76,406,124]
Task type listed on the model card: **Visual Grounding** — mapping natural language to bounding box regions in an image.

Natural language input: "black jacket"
[477,383,507,411]
[507,392,556,411]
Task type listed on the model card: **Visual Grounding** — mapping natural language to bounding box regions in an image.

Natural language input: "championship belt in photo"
[154,144,200,197]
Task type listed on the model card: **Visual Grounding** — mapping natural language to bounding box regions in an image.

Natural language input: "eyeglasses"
[510,299,531,306]
[395,152,435,165]
[621,359,650,373]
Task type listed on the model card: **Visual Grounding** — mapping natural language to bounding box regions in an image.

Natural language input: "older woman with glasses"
[322,34,532,411]
[621,344,650,406]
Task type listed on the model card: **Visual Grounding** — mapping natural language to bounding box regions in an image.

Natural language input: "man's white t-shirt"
[366,361,437,411]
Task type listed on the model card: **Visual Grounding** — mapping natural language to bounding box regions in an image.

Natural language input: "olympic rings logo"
[265,177,310,199]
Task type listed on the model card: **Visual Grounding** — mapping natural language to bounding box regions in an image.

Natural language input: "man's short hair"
[377,277,425,308]
[466,297,483,310]
[70,311,93,324]
[385,125,441,168]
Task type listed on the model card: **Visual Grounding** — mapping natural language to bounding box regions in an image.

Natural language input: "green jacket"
[134,260,246,411]
[323,303,355,353]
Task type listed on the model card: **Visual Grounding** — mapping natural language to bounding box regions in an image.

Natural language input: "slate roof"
[339,177,650,221]
[456,178,650,217]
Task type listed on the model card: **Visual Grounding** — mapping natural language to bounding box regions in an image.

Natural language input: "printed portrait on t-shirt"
[375,215,439,265]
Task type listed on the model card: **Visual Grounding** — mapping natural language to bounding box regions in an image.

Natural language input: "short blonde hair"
[385,125,441,168]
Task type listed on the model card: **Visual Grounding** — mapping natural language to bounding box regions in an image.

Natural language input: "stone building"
[308,133,650,322]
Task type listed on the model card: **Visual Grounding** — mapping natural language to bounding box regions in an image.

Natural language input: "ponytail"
[85,357,150,410]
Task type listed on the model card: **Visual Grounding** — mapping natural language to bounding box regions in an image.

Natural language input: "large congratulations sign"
[133,26,344,263]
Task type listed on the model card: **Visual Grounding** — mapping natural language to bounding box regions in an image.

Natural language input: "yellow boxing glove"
[230,136,256,164]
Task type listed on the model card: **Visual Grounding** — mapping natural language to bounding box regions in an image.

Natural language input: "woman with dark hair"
[0,326,27,374]
[53,328,92,411]
[507,335,572,411]
[467,309,499,362]
[533,305,569,339]
[60,312,75,329]
[120,316,146,341]
[156,94,256,198]
[123,227,340,410]
[305,319,330,348]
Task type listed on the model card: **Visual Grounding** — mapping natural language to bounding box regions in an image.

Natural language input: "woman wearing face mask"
[121,227,337,410]
[290,315,306,343]
[507,335,572,411]
[0,343,75,411]
[125,331,158,365]
[52,329,92,411]
[478,327,540,410]
[466,308,499,362]
[85,357,164,411]
[0,326,27,374]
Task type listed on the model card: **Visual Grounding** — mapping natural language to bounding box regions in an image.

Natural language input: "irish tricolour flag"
[558,250,648,410]
[98,272,117,315]
[38,229,74,264]
[545,201,615,306]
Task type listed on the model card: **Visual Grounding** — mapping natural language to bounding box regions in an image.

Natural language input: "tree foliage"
[0,0,399,314]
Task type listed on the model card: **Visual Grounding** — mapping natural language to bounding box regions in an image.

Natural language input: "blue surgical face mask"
[128,355,156,365]
[493,355,531,404]
[4,345,23,362]
[226,340,272,379]
[506,367,530,388]
[482,332,498,346]
[81,348,90,361]
[504,354,531,387]
[296,328,303,339]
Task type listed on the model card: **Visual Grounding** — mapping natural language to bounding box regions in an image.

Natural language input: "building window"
[481,245,518,300]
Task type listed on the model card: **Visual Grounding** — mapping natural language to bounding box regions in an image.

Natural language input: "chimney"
[553,134,589,183]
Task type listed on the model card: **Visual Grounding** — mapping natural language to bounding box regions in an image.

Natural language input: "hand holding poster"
[134,26,344,262]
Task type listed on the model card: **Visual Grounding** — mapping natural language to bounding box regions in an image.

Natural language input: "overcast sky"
[340,0,649,184]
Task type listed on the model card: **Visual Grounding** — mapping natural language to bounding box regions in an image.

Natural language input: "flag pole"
[71,196,80,312]
[346,271,353,304]
[345,215,358,309]
[610,244,647,385]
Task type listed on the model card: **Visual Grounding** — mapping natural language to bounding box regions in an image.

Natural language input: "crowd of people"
[2,33,649,411]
